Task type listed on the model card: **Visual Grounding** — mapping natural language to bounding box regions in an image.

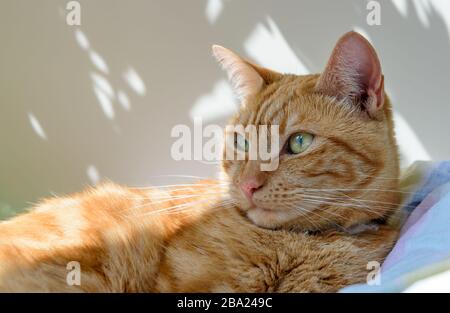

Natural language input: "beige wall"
[1,0,449,212]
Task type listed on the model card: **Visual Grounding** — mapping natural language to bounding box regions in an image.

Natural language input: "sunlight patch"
[87,165,100,185]
[426,0,450,37]
[244,16,309,75]
[89,50,109,74]
[90,72,114,99]
[394,111,431,168]
[117,90,131,111]
[28,112,48,140]
[391,0,450,47]
[124,67,146,96]
[412,0,432,28]
[190,79,237,122]
[93,86,115,119]
[75,29,90,51]
[205,0,224,24]
[391,0,409,18]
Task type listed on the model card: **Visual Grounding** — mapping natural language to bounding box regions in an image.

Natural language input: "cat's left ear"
[212,45,281,103]
[315,31,384,118]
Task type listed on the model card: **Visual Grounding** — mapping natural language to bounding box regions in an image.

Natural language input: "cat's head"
[213,31,400,231]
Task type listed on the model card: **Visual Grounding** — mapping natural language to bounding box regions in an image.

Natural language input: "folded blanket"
[341,161,450,292]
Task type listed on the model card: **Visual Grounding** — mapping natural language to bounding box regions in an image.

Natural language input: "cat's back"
[0,181,397,292]
[0,182,220,291]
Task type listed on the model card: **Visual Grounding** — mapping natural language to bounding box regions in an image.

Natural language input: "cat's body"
[0,32,402,292]
[0,182,397,292]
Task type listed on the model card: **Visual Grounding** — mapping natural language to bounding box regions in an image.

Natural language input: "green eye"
[235,134,249,152]
[288,132,314,154]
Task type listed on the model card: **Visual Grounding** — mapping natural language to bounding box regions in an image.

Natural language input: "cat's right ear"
[315,31,384,118]
[212,45,280,103]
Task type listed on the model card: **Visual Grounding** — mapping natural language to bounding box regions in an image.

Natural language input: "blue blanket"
[341,161,450,292]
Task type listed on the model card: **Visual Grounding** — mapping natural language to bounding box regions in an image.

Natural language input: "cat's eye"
[234,134,249,152]
[287,132,314,154]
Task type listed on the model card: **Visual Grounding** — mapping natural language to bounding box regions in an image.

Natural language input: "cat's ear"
[316,31,384,117]
[212,45,281,102]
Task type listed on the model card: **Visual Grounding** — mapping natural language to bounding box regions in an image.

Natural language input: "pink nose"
[240,179,264,202]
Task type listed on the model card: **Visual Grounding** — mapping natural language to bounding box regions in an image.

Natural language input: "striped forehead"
[231,74,322,134]
[237,90,300,136]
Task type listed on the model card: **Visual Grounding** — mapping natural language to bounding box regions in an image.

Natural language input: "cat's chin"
[246,207,295,229]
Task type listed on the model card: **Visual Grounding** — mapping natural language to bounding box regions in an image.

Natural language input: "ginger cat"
[0,32,401,292]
